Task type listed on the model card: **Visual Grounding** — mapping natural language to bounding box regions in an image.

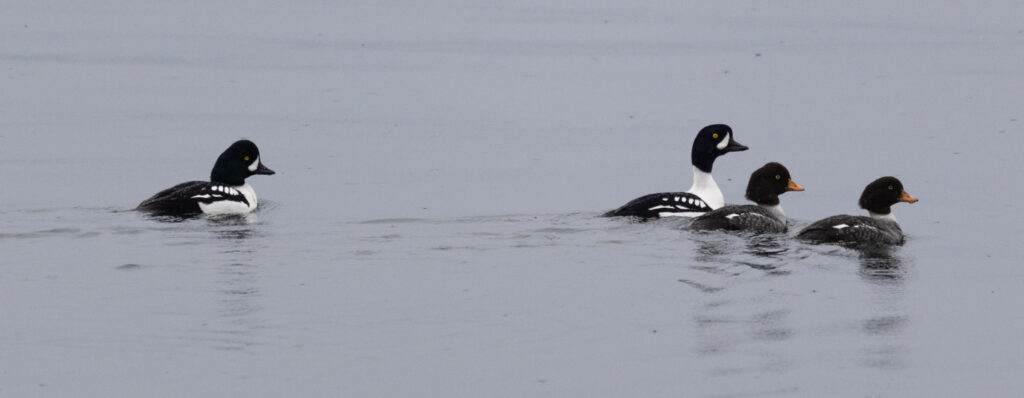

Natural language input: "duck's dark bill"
[255,163,275,175]
[724,139,748,152]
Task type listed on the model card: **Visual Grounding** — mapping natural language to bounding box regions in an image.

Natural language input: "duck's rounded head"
[744,162,804,206]
[859,176,917,215]
[210,139,275,186]
[691,124,748,172]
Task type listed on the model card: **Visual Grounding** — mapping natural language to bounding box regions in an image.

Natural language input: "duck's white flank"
[198,184,258,214]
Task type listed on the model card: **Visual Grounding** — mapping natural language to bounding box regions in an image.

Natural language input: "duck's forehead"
[700,125,730,137]
[756,164,779,177]
[239,143,259,156]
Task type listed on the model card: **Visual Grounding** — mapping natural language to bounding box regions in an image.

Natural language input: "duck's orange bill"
[787,179,805,191]
[900,190,918,203]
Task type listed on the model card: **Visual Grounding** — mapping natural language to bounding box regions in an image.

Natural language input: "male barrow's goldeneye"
[137,140,275,216]
[797,176,918,246]
[603,124,748,220]
[690,162,804,233]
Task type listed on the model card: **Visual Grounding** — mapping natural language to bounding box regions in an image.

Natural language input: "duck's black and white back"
[604,191,715,219]
[690,162,804,233]
[604,124,748,220]
[137,140,275,217]
[798,214,905,245]
[797,176,918,246]
[138,182,261,215]
[690,204,787,233]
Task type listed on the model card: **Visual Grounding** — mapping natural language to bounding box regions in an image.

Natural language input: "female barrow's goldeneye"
[137,140,275,216]
[690,162,804,233]
[603,124,748,220]
[797,176,918,246]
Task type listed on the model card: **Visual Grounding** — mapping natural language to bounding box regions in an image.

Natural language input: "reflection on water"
[214,260,263,347]
[750,309,793,342]
[157,213,266,351]
[853,246,909,370]
[691,230,796,274]
[693,235,730,263]
[2,205,925,391]
[208,215,259,242]
[745,234,789,257]
[685,228,796,388]
[208,215,263,349]
[857,246,908,283]
[213,228,256,240]
[862,315,906,336]
[682,226,916,385]
[140,213,195,223]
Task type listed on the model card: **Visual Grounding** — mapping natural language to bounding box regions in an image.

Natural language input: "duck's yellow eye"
[888,185,894,190]
[775,174,781,180]
[712,133,719,139]
[244,156,250,161]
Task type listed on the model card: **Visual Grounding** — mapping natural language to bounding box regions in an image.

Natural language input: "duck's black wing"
[136,181,209,216]
[797,215,904,246]
[690,205,786,233]
[138,181,253,216]
[603,192,711,220]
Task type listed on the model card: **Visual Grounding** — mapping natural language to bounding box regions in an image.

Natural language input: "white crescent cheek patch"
[248,156,260,172]
[716,133,730,150]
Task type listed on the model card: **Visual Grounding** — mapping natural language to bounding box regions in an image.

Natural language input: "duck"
[137,139,275,216]
[690,162,804,233]
[603,124,748,219]
[797,176,918,246]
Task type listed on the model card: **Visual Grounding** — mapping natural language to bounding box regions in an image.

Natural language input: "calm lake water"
[2,1,1024,396]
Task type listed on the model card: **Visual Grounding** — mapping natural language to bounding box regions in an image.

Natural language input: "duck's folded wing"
[604,192,711,219]
[798,215,903,245]
[137,181,209,214]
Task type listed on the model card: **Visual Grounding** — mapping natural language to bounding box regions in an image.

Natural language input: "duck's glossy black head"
[744,162,804,206]
[691,124,748,172]
[859,176,918,215]
[210,140,275,186]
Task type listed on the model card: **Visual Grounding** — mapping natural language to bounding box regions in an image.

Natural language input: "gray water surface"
[2,1,1024,396]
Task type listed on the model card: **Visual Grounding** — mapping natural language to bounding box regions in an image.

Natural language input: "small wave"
[678,279,725,293]
[0,228,81,239]
[358,217,428,224]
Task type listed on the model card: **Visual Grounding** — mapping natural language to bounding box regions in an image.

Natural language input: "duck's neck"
[869,211,897,222]
[687,166,724,209]
[760,203,785,220]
